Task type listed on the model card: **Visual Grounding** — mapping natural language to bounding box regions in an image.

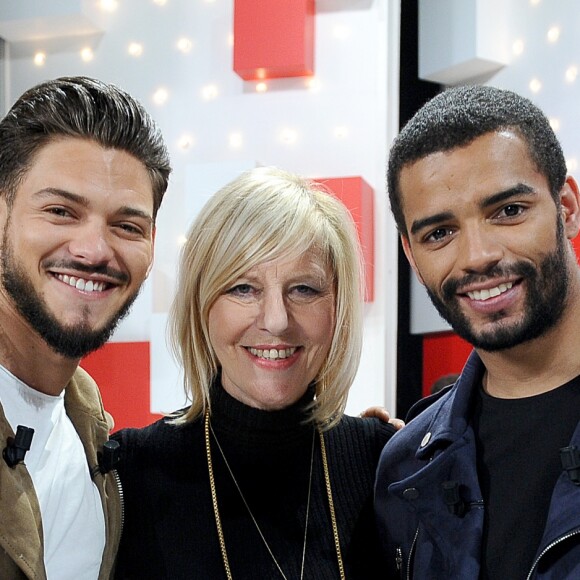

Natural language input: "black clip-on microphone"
[98,439,121,474]
[442,480,467,517]
[560,445,580,485]
[3,425,34,468]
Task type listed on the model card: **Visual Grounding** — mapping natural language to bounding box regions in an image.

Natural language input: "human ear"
[559,176,580,241]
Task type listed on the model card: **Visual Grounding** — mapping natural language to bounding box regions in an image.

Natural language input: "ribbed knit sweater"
[113,384,395,579]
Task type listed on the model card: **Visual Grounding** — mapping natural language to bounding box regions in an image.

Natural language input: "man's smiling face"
[0,137,155,358]
[400,130,575,351]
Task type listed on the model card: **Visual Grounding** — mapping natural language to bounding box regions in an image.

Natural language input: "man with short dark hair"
[0,76,171,579]
[375,85,580,578]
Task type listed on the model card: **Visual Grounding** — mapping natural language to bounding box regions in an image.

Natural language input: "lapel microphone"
[98,439,121,474]
[560,445,580,485]
[3,425,34,468]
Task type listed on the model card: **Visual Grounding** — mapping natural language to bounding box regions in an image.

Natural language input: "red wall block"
[422,332,472,397]
[317,176,375,301]
[233,0,315,80]
[81,341,162,431]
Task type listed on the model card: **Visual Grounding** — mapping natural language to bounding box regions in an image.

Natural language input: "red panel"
[422,332,472,397]
[317,176,375,302]
[233,0,315,80]
[81,341,162,431]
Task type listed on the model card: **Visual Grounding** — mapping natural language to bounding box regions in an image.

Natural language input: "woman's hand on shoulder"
[359,406,405,430]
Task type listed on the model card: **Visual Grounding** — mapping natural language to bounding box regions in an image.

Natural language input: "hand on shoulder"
[359,406,405,430]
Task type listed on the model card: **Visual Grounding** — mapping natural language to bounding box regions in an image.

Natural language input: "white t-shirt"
[0,364,106,580]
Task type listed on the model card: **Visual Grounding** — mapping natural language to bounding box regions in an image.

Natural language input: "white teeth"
[56,274,106,293]
[467,282,513,301]
[248,347,297,360]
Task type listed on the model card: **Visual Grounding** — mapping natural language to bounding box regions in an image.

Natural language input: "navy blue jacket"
[374,351,580,579]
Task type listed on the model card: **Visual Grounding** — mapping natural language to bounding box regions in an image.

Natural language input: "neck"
[479,273,580,398]
[210,381,316,449]
[0,312,79,396]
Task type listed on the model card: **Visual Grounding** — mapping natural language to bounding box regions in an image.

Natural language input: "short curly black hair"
[388,85,567,236]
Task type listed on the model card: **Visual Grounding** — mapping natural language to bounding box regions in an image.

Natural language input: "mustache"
[43,259,129,284]
[442,261,535,300]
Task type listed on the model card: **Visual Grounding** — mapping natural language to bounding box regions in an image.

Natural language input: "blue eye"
[226,284,254,296]
[293,285,318,295]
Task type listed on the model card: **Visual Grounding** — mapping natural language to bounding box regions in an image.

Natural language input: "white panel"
[150,312,188,415]
[419,0,507,85]
[108,276,153,342]
[317,0,373,11]
[0,0,104,42]
[409,271,451,335]
[185,160,257,221]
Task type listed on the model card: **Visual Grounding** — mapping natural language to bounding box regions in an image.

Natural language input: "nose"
[68,220,115,265]
[457,224,503,274]
[257,290,289,335]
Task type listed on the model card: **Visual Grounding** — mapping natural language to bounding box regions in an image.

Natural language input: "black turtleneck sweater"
[113,384,396,579]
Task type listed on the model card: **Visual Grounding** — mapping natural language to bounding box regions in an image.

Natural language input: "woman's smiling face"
[208,249,335,410]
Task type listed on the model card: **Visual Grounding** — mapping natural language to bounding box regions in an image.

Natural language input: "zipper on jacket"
[525,528,580,580]
[395,547,403,579]
[468,499,484,510]
[89,461,124,532]
[113,468,125,535]
[400,526,419,580]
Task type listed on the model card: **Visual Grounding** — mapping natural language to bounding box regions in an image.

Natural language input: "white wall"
[2,0,401,417]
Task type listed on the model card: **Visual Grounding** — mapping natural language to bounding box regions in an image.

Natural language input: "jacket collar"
[64,367,121,580]
[415,350,484,460]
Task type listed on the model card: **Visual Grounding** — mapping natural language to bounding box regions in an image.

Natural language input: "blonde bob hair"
[169,166,364,430]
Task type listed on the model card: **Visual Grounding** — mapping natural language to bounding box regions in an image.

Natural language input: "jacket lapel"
[0,406,47,579]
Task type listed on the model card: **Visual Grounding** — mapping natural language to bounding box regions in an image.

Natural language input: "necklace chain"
[319,424,345,580]
[204,410,345,580]
[209,417,314,580]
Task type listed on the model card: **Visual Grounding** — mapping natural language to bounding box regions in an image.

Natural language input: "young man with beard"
[0,77,170,579]
[374,85,580,578]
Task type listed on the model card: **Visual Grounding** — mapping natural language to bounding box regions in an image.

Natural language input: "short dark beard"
[424,219,569,351]
[1,232,140,359]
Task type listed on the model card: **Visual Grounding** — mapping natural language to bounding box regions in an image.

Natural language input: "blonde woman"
[114,167,397,579]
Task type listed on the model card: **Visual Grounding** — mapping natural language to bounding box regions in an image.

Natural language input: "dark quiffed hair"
[388,85,567,236]
[0,76,171,218]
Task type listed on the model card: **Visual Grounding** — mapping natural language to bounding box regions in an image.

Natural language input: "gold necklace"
[204,410,345,580]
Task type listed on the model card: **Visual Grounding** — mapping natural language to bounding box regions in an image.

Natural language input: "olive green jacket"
[0,367,122,579]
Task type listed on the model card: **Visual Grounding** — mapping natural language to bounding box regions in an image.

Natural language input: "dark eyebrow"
[409,183,537,237]
[410,211,454,236]
[479,183,536,209]
[35,188,88,206]
[34,187,153,225]
[116,206,154,225]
